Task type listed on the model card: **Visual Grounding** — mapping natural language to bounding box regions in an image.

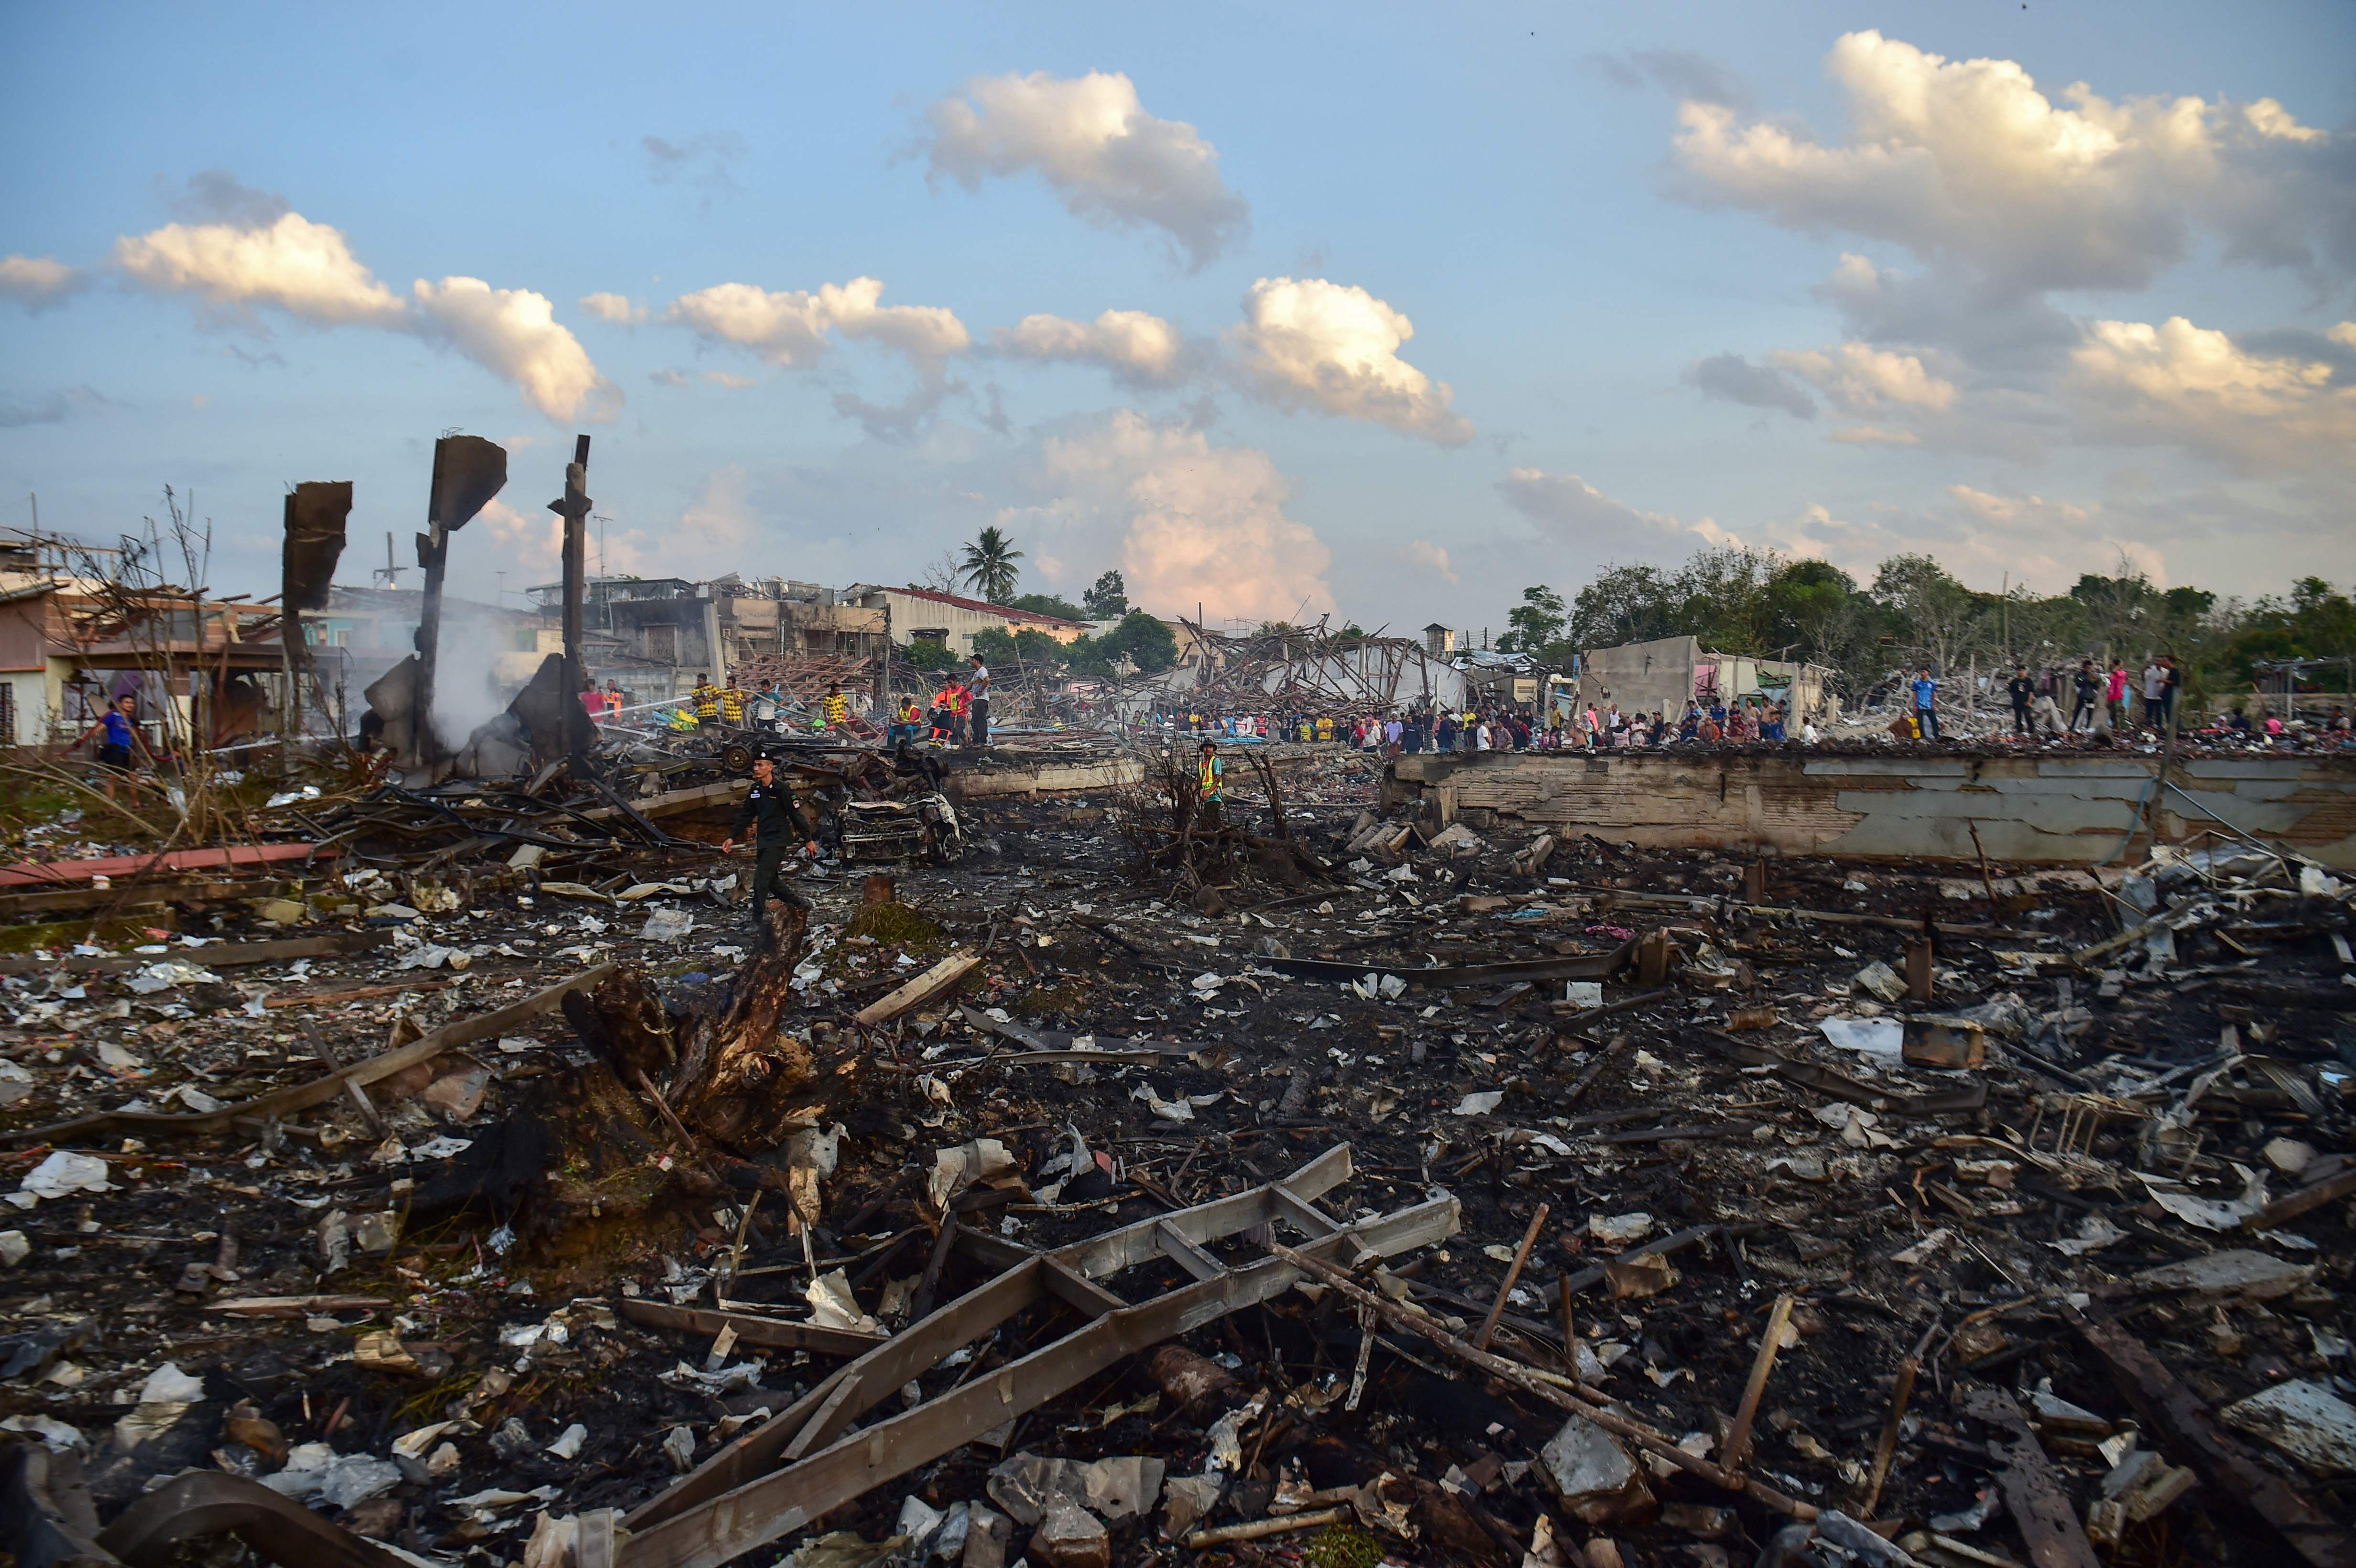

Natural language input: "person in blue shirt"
[1911,668,1940,740]
[1761,705,1787,742]
[67,692,145,801]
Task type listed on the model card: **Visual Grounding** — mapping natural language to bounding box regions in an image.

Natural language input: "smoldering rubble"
[1,735,2352,1568]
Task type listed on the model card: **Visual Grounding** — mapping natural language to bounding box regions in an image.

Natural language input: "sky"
[3,1,2352,634]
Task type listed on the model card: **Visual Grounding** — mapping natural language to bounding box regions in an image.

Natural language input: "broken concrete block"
[2129,1249,2315,1300]
[1028,1496,1109,1568]
[1537,1412,1653,1524]
[252,898,306,925]
[1429,822,1485,857]
[0,1230,29,1267]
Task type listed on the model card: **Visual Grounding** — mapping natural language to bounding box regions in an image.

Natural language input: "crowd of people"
[1158,694,1812,754]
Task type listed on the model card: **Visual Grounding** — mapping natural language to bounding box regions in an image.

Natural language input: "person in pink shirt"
[2105,660,2129,728]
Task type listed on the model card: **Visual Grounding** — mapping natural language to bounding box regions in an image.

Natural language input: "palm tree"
[960,526,1024,604]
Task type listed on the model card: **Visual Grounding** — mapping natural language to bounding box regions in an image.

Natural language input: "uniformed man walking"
[720,754,821,937]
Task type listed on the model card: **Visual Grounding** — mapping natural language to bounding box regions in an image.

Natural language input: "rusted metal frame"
[1156,1219,1230,1281]
[620,1192,1456,1568]
[629,1144,1354,1534]
[95,1468,411,1568]
[1040,1256,1126,1317]
[616,1298,887,1359]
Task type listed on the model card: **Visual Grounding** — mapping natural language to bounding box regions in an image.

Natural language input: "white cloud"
[998,410,1334,621]
[664,276,969,367]
[922,70,1248,270]
[1770,342,1957,414]
[993,309,1188,386]
[1828,425,1921,446]
[114,212,406,327]
[0,255,89,312]
[579,292,647,325]
[110,208,616,423]
[2069,316,2356,475]
[1671,30,2352,296]
[1228,277,1472,446]
[1403,539,1459,584]
[1496,468,1720,555]
[704,370,755,389]
[412,278,620,424]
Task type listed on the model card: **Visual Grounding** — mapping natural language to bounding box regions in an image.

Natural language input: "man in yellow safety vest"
[823,683,849,729]
[693,676,720,726]
[719,678,744,726]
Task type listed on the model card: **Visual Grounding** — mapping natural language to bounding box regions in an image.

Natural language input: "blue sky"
[3,1,2351,632]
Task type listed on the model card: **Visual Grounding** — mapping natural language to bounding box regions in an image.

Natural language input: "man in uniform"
[1197,738,1223,828]
[721,754,820,937]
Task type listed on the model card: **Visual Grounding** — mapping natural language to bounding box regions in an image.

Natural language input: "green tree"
[1082,570,1129,619]
[1007,591,1088,621]
[1107,610,1178,673]
[960,526,1024,604]
[1498,585,1567,655]
[900,637,958,674]
[1872,553,1992,674]
[970,626,1018,666]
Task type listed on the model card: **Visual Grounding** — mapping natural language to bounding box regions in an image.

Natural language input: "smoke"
[428,599,536,753]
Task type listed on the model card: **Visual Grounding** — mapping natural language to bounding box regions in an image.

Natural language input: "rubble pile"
[1,751,2352,1568]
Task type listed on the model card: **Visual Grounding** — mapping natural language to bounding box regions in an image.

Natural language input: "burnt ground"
[1,748,2351,1567]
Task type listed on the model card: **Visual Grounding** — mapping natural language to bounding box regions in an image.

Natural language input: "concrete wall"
[1384,748,2356,868]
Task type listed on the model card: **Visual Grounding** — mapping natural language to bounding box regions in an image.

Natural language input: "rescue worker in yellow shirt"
[1316,714,1333,743]
[693,675,720,727]
[719,678,744,727]
[822,682,849,729]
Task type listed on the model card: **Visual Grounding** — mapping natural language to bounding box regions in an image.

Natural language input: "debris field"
[2,740,2353,1568]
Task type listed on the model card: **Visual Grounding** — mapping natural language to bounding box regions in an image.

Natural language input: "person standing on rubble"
[719,678,745,728]
[64,690,151,801]
[2141,656,2167,729]
[1197,739,1224,827]
[967,653,991,746]
[1910,666,1941,740]
[2105,658,2129,728]
[2007,664,2035,737]
[2071,659,2102,732]
[822,681,850,732]
[693,675,720,728]
[721,753,821,935]
[2160,653,2181,730]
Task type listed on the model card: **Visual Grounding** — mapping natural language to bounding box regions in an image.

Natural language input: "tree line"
[899,525,1178,678]
[1493,546,2356,707]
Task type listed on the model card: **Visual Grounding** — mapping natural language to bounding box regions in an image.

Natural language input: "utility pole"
[549,434,593,757]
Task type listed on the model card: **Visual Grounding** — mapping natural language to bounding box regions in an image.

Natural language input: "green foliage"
[1081,570,1129,619]
[1011,628,1063,665]
[959,526,1024,604]
[969,626,1018,666]
[1498,585,1566,655]
[1006,591,1088,621]
[1109,610,1178,673]
[898,637,959,674]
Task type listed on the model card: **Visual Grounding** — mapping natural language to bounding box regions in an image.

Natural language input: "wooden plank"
[851,950,981,1026]
[1961,1389,2105,1568]
[0,841,328,888]
[0,877,297,918]
[1156,1220,1228,1281]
